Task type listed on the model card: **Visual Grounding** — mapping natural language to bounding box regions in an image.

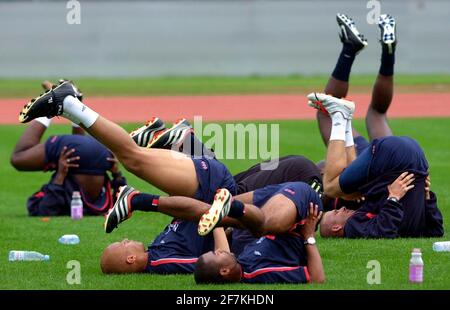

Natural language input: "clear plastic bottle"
[409,248,423,283]
[58,234,80,245]
[8,250,50,261]
[71,191,83,220]
[432,241,450,252]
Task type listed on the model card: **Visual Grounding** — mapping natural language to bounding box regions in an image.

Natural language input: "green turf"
[0,119,449,290]
[1,75,450,97]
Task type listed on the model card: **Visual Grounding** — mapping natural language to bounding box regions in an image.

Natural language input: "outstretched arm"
[301,203,325,283]
[213,228,231,252]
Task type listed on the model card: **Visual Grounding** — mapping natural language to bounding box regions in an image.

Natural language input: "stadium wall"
[0,0,449,77]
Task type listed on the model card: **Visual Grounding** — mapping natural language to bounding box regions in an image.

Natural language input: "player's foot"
[336,13,368,54]
[307,92,355,120]
[148,118,193,149]
[198,188,232,236]
[19,80,81,123]
[378,14,396,54]
[104,185,140,233]
[129,117,166,147]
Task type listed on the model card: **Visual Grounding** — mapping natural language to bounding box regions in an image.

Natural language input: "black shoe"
[19,80,80,123]
[129,117,166,147]
[148,118,193,149]
[378,14,396,54]
[336,13,368,54]
[104,185,139,233]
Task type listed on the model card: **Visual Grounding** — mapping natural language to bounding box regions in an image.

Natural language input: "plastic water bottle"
[58,234,80,245]
[8,250,50,261]
[409,248,423,283]
[433,241,450,252]
[71,191,83,220]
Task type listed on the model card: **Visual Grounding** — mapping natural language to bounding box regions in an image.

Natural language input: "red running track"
[2,93,450,124]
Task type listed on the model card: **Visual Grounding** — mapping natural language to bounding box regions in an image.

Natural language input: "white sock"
[345,119,354,147]
[35,117,52,128]
[329,113,346,141]
[62,96,99,128]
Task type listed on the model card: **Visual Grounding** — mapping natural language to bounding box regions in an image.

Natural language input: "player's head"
[194,249,241,284]
[100,239,147,274]
[319,207,355,237]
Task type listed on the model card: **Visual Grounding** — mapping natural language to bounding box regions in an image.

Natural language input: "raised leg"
[86,116,199,197]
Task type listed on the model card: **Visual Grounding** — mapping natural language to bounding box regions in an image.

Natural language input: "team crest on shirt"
[200,160,208,170]
[284,188,296,195]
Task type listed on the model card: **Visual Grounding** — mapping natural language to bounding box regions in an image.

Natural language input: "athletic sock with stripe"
[130,193,160,212]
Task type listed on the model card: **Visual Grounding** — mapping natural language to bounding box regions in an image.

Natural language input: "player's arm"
[212,228,231,252]
[301,203,325,283]
[363,172,414,238]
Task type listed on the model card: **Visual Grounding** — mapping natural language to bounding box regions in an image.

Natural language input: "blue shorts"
[192,158,236,203]
[354,136,370,155]
[45,135,112,175]
[339,136,428,194]
[253,182,323,221]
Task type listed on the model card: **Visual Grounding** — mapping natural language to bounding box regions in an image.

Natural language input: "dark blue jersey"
[238,235,309,284]
[145,219,214,274]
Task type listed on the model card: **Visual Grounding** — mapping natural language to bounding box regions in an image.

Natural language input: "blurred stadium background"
[0,0,449,77]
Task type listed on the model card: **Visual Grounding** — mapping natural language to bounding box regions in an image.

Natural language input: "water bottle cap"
[412,248,421,254]
[44,255,50,261]
[72,191,81,198]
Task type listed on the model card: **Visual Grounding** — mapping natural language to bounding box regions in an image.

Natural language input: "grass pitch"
[0,118,449,290]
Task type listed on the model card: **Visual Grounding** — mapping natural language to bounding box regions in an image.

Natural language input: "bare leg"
[84,116,199,197]
[150,195,265,235]
[324,140,347,198]
[366,74,394,140]
[316,74,361,146]
[10,121,47,170]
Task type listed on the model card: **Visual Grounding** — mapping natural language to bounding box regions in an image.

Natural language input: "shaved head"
[101,239,148,274]
[320,207,355,238]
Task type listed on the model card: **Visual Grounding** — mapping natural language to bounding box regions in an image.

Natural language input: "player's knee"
[10,153,23,170]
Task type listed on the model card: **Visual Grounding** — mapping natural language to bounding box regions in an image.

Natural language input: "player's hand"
[425,175,431,200]
[387,172,415,201]
[41,80,53,91]
[300,203,323,239]
[54,146,80,185]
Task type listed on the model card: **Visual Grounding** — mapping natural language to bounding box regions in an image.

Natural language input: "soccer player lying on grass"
[11,82,126,216]
[307,14,443,238]
[100,181,324,284]
[128,117,323,197]
[129,117,325,255]
[194,190,324,284]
